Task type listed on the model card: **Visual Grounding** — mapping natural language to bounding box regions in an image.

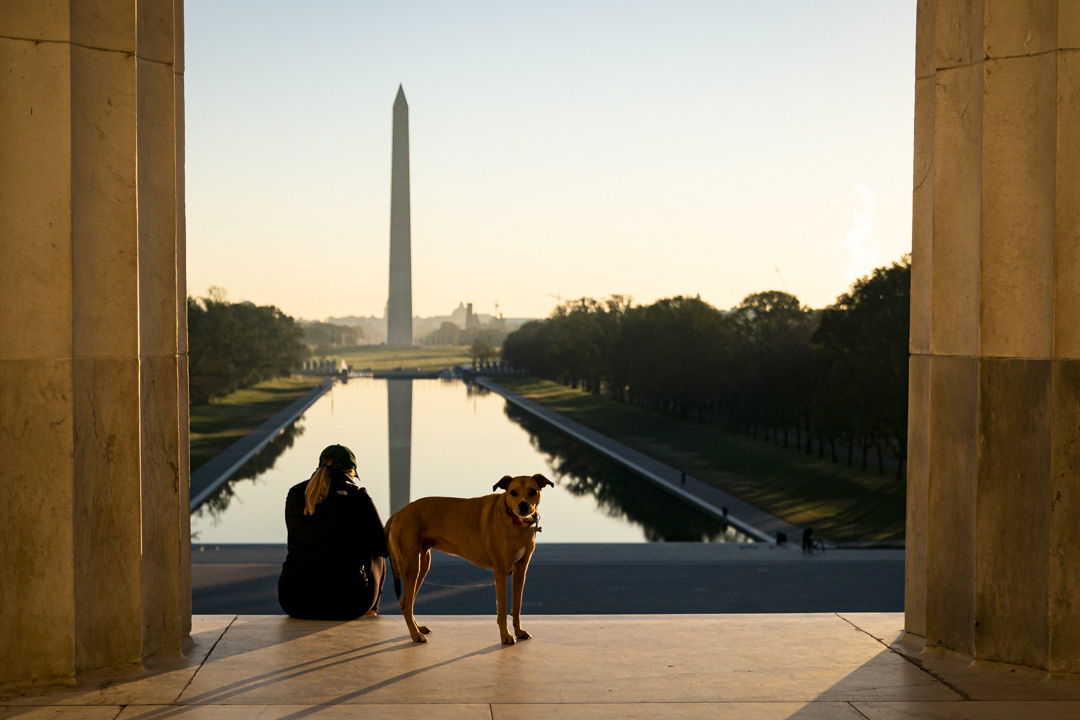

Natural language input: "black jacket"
[279,473,388,588]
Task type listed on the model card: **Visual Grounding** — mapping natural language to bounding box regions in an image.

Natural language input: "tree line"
[502,256,910,480]
[188,289,308,405]
[301,320,366,354]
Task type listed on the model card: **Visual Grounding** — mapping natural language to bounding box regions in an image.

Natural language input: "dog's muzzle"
[506,504,541,531]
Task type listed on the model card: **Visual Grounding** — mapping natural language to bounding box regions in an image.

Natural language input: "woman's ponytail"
[303,458,334,515]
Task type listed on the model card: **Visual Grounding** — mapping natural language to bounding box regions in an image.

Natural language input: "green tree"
[302,321,365,350]
[500,258,910,482]
[618,296,733,420]
[729,291,817,444]
[187,295,241,404]
[470,328,501,366]
[187,291,308,405]
[424,321,463,346]
[813,256,910,478]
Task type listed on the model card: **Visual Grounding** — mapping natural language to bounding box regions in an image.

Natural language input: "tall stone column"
[387,85,413,346]
[906,0,1080,672]
[0,0,189,688]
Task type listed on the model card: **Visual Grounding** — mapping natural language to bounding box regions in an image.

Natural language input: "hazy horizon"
[185,1,916,322]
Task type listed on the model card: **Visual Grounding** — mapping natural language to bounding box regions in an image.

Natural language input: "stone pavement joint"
[835,613,973,701]
[173,614,237,705]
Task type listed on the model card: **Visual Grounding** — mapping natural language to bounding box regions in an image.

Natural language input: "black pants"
[278,556,385,620]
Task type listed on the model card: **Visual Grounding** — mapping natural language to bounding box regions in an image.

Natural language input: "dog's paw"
[418,625,431,635]
[411,633,429,643]
[515,629,532,640]
[501,634,517,645]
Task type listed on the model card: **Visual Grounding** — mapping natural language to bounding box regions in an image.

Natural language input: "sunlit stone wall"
[0,0,189,688]
[906,0,1080,672]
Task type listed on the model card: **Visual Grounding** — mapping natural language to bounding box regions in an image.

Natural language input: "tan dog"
[384,473,553,644]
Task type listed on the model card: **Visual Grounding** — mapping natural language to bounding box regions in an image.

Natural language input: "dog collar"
[505,505,541,532]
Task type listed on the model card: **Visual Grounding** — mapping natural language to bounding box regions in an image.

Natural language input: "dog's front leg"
[493,567,515,645]
[511,557,531,640]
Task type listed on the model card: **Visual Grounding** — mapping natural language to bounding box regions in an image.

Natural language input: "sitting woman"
[278,444,387,620]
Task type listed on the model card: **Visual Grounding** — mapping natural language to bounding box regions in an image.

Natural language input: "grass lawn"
[189,375,323,471]
[491,376,905,543]
[313,345,473,372]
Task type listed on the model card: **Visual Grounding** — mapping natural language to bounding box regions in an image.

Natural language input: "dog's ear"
[532,473,554,489]
[493,475,514,491]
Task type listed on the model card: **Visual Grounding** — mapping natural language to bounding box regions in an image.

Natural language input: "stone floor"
[4,613,1080,718]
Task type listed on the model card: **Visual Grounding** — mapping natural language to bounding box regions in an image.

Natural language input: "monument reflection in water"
[387,378,412,515]
[189,379,749,544]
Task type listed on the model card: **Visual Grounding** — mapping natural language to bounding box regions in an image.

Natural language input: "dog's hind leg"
[385,517,403,600]
[413,549,432,636]
[398,551,429,643]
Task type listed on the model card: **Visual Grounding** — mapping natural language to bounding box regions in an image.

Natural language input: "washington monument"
[387,85,413,345]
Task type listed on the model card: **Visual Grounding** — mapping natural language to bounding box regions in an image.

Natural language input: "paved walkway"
[474,377,803,545]
[192,543,904,616]
[5,614,1080,718]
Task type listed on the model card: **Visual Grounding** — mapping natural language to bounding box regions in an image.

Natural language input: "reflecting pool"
[190,379,751,544]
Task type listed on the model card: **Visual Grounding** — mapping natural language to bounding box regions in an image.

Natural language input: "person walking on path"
[278,444,388,620]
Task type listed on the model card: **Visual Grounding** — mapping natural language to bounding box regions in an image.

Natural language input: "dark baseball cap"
[319,444,356,471]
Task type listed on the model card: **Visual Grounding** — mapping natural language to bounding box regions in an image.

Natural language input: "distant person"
[802,527,815,553]
[278,444,388,620]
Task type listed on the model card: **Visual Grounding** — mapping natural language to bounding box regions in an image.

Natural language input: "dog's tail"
[384,515,402,600]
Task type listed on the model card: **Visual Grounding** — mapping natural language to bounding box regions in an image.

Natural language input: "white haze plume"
[843,183,879,283]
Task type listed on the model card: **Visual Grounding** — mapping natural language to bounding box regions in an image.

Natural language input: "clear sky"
[185,1,916,322]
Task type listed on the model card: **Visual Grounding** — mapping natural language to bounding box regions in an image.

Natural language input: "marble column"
[906,0,1080,673]
[387,85,413,346]
[0,0,189,688]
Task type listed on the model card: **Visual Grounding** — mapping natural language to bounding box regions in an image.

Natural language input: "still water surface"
[189,379,750,544]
